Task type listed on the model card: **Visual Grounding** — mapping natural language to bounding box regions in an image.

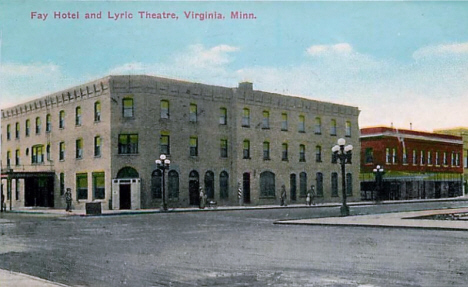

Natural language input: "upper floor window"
[281,113,288,131]
[315,117,322,134]
[94,136,101,157]
[32,145,44,164]
[386,148,391,164]
[263,141,270,160]
[25,119,31,136]
[46,114,51,132]
[35,117,41,134]
[122,98,134,118]
[6,124,11,140]
[161,100,169,119]
[59,111,65,129]
[435,152,440,166]
[420,150,425,165]
[220,139,228,158]
[59,142,66,161]
[189,104,197,123]
[75,107,82,126]
[15,122,20,139]
[282,143,288,161]
[118,134,138,154]
[392,148,397,164]
[160,132,170,155]
[298,115,305,133]
[443,152,448,165]
[365,148,374,164]
[402,147,408,164]
[46,144,51,161]
[345,121,352,137]
[330,119,337,136]
[456,152,460,167]
[76,138,83,159]
[316,145,322,162]
[6,150,11,166]
[242,108,250,127]
[15,149,20,166]
[219,108,227,125]
[299,144,306,162]
[243,140,250,159]
[427,151,432,165]
[190,136,198,157]
[451,152,456,166]
[262,111,270,129]
[94,101,101,122]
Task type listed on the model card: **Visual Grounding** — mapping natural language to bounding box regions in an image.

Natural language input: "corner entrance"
[112,167,141,210]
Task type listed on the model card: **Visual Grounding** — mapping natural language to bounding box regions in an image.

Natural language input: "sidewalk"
[3,196,468,217]
[0,269,69,287]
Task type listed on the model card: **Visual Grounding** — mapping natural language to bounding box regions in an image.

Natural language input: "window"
[59,111,65,129]
[315,117,322,134]
[281,113,288,131]
[465,151,468,168]
[15,122,20,139]
[456,153,460,167]
[385,148,391,164]
[75,106,82,126]
[220,139,228,158]
[451,152,456,166]
[260,171,275,197]
[76,173,88,200]
[219,108,227,125]
[32,145,44,164]
[25,119,31,136]
[313,173,323,198]
[94,101,101,122]
[263,141,270,160]
[160,100,169,119]
[151,170,162,199]
[299,144,306,162]
[262,111,270,129]
[93,172,105,200]
[242,108,250,127]
[160,132,170,155]
[35,117,41,134]
[6,124,11,140]
[412,150,417,165]
[312,146,320,163]
[243,140,250,159]
[6,151,11,167]
[443,152,448,165]
[168,170,179,199]
[60,173,65,196]
[190,136,198,157]
[300,172,307,197]
[123,98,134,118]
[420,150,425,165]
[46,114,51,132]
[189,104,197,123]
[427,151,432,165]
[220,171,229,199]
[76,139,83,159]
[346,173,353,196]
[15,149,20,166]
[392,148,397,164]
[59,142,65,161]
[282,143,288,161]
[331,172,338,197]
[402,147,408,164]
[94,136,101,157]
[118,134,138,154]
[298,115,305,133]
[330,119,337,136]
[365,148,374,164]
[345,121,352,137]
[436,152,440,166]
[47,144,51,161]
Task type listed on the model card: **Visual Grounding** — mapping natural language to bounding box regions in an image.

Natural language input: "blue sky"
[1,1,468,131]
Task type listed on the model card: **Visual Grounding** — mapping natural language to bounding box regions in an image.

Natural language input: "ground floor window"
[346,173,353,196]
[331,172,338,197]
[93,172,105,200]
[260,171,275,198]
[168,170,179,199]
[151,169,162,199]
[299,172,307,197]
[220,171,229,199]
[76,173,88,200]
[316,172,323,197]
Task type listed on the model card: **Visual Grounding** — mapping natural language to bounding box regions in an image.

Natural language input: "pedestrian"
[310,185,316,205]
[1,192,5,212]
[199,187,205,209]
[65,188,72,212]
[306,193,311,206]
[280,184,287,206]
[238,182,243,206]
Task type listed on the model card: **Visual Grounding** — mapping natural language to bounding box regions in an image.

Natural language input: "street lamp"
[155,154,170,211]
[332,138,353,217]
[373,165,385,202]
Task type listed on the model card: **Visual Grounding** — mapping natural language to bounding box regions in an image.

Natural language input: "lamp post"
[155,154,170,211]
[332,138,353,217]
[373,165,385,202]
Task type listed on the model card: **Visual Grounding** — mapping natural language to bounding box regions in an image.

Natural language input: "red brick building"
[360,127,463,200]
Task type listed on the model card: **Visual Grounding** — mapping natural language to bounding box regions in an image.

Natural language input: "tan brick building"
[1,75,360,210]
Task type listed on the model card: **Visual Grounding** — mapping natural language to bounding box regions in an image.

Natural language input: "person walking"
[280,184,287,206]
[65,188,72,212]
[306,193,311,206]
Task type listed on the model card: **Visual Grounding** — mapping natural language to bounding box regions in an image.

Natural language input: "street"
[1,201,468,286]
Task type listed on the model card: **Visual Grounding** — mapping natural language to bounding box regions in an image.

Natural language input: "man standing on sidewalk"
[65,188,72,212]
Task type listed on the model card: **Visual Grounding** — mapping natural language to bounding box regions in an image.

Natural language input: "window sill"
[118,153,140,156]
[242,125,250,128]
[281,129,288,132]
[315,132,322,135]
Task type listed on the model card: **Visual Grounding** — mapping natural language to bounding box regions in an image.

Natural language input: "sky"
[1,0,468,132]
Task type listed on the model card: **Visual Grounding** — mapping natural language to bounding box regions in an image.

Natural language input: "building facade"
[360,127,463,200]
[1,75,360,210]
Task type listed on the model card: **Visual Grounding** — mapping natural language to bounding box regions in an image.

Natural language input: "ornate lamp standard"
[373,165,385,202]
[332,138,353,217]
[155,154,170,211]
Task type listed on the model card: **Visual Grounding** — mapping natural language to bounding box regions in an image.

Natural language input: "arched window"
[151,169,162,199]
[346,173,353,196]
[168,170,179,199]
[205,171,215,199]
[46,114,51,132]
[300,172,307,197]
[290,174,297,201]
[75,106,82,126]
[6,124,11,140]
[94,101,101,122]
[59,111,65,129]
[316,172,323,197]
[15,122,20,139]
[189,170,200,205]
[116,167,139,178]
[35,117,42,134]
[260,171,275,197]
[220,171,229,199]
[242,108,250,127]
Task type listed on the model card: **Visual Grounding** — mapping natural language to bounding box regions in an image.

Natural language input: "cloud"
[306,43,353,56]
[413,42,468,59]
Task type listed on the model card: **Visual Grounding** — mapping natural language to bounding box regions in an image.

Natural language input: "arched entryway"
[113,167,140,210]
[205,171,215,200]
[189,170,199,206]
[151,169,162,199]
[220,171,229,200]
[260,171,275,197]
[243,172,251,204]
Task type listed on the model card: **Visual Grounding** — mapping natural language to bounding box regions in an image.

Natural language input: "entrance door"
[243,173,251,204]
[189,180,199,206]
[119,184,131,209]
[24,177,54,207]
